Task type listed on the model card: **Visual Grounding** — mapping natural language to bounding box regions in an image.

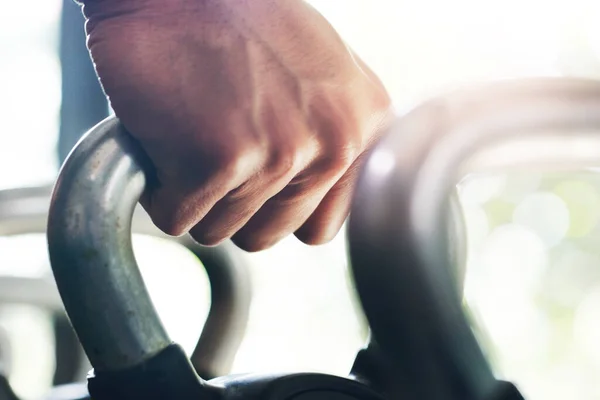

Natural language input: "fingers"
[294,107,395,246]
[141,138,266,236]
[294,154,365,245]
[145,104,391,252]
[185,89,322,246]
[188,142,315,246]
[230,142,358,252]
[230,177,331,252]
[217,91,391,252]
[135,61,389,251]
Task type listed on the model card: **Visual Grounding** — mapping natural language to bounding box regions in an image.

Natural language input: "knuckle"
[321,142,360,173]
[215,143,264,180]
[226,181,254,202]
[318,121,362,172]
[270,147,301,179]
[333,143,360,169]
[268,184,309,208]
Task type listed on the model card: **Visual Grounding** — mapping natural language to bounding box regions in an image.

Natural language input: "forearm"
[80,0,360,84]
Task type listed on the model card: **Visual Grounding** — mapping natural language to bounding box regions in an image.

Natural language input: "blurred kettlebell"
[349,77,600,400]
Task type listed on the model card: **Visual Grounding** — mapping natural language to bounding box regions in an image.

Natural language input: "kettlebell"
[349,77,600,400]
[48,116,392,400]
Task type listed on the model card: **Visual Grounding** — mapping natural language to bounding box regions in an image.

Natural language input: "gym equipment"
[46,117,391,399]
[349,77,600,399]
[45,82,548,399]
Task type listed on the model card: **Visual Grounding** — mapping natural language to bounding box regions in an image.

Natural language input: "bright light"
[366,148,396,180]
[133,235,210,356]
[544,245,600,308]
[553,180,600,238]
[458,174,506,206]
[499,173,542,203]
[0,50,61,190]
[513,192,570,248]
[461,204,489,253]
[0,0,62,37]
[466,223,548,297]
[310,0,566,105]
[573,287,600,367]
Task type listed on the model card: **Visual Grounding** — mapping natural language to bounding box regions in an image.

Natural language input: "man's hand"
[82,0,392,252]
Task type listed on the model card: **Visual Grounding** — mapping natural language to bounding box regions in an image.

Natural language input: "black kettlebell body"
[88,344,384,399]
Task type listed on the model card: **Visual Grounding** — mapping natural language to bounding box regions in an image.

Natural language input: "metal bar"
[48,118,173,371]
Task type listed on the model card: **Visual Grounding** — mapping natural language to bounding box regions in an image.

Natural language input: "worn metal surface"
[48,117,169,371]
[348,77,600,399]
[46,116,251,374]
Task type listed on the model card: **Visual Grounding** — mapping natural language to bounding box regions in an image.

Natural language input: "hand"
[82,0,392,252]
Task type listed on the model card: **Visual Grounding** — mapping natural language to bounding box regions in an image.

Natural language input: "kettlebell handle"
[46,117,230,374]
[349,77,600,399]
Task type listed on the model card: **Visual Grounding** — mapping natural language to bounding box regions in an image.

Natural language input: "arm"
[79,0,392,251]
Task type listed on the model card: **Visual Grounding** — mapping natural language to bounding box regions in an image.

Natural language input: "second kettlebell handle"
[349,77,600,399]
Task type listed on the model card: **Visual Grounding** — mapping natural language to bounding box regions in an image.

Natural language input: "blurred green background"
[459,171,600,399]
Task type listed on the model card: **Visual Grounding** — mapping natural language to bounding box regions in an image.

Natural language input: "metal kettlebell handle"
[46,117,175,370]
[46,116,249,380]
[348,77,600,399]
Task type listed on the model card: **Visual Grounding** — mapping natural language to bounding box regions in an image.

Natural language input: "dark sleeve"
[58,0,109,163]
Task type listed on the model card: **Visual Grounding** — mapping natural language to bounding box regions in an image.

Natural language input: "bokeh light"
[462,172,600,400]
[458,174,507,207]
[553,180,600,238]
[573,286,600,367]
[512,192,570,248]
